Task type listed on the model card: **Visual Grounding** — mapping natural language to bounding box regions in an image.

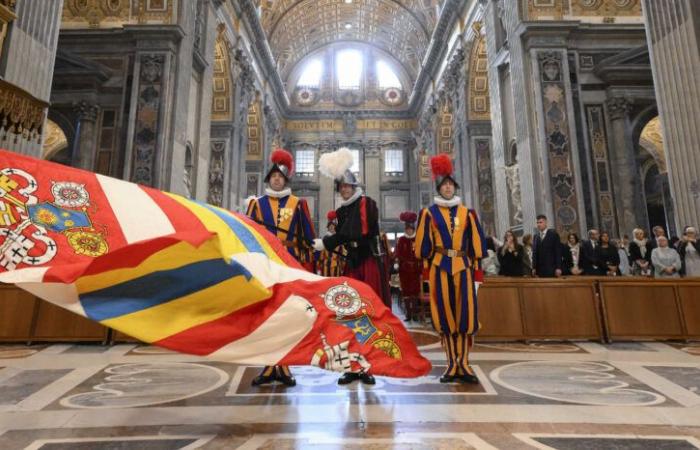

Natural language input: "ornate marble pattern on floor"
[0,337,698,449]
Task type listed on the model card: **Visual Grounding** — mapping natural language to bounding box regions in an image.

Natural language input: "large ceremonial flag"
[0,149,430,378]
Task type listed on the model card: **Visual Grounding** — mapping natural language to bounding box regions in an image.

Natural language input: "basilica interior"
[1,0,700,448]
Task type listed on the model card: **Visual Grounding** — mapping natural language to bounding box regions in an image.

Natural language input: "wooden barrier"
[599,278,700,341]
[2,278,699,343]
[478,277,603,341]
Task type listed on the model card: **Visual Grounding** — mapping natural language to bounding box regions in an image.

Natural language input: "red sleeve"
[360,197,369,236]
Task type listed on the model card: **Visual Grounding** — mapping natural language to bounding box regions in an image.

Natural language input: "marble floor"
[0,328,699,449]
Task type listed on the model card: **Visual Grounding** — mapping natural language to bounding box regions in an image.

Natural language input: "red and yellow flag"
[0,150,430,377]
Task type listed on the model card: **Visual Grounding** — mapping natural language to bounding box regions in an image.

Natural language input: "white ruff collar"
[404,231,416,239]
[265,187,291,198]
[434,195,461,208]
[340,188,363,207]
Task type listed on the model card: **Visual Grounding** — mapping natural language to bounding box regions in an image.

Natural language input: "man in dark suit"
[532,214,562,277]
[579,229,602,275]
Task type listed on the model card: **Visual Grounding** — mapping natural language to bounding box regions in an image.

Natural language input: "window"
[297,59,323,88]
[295,149,315,176]
[384,149,404,175]
[376,60,402,89]
[336,49,362,90]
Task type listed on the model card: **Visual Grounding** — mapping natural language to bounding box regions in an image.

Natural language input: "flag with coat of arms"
[0,149,431,378]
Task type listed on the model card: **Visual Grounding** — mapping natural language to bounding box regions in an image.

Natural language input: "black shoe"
[439,374,458,383]
[337,372,360,385]
[277,373,297,387]
[251,374,275,386]
[359,372,376,385]
[460,371,480,384]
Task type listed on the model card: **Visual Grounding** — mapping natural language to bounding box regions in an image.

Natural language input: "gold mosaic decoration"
[468,24,491,122]
[212,27,233,121]
[525,0,641,20]
[61,0,175,29]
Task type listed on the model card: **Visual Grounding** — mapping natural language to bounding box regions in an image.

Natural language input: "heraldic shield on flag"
[0,149,431,378]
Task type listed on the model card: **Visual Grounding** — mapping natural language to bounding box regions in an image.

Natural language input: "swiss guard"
[415,154,486,384]
[246,148,316,387]
[313,148,389,385]
[317,210,345,277]
[395,211,422,321]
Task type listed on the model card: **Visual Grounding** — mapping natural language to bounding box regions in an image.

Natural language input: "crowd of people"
[479,216,700,279]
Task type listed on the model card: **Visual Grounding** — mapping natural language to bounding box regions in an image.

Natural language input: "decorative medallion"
[373,337,402,359]
[380,87,404,106]
[323,282,362,317]
[294,87,318,106]
[51,181,90,208]
[65,230,109,257]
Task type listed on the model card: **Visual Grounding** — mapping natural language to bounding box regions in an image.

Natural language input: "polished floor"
[0,324,699,449]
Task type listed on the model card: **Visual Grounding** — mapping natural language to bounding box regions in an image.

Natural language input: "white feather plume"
[318,148,354,179]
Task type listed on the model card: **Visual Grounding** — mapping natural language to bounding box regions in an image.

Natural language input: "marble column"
[642,0,700,229]
[318,143,336,232]
[606,96,647,236]
[364,143,381,206]
[72,101,99,171]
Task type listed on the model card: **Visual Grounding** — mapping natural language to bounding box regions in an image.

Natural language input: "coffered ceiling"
[258,0,443,81]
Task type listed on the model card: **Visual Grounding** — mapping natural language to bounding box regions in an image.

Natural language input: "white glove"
[312,238,326,252]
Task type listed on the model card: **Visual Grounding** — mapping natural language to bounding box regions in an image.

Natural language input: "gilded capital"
[606,97,632,120]
[73,101,99,121]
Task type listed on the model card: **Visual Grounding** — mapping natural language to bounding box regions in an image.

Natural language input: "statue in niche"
[184,143,194,199]
[505,164,523,226]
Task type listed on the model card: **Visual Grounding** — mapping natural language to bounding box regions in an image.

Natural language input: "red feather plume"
[270,148,294,177]
[327,210,337,221]
[399,211,417,224]
[430,153,454,179]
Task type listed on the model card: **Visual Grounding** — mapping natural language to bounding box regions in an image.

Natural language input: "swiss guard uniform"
[246,148,316,387]
[317,210,345,277]
[314,148,389,385]
[395,211,422,321]
[415,154,486,384]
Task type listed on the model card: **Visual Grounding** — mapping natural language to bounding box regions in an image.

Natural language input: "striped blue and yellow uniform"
[246,192,316,383]
[415,202,486,378]
[246,194,315,270]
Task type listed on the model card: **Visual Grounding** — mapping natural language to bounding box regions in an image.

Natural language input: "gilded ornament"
[66,230,109,257]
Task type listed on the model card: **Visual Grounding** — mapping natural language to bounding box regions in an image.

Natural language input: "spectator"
[629,228,653,277]
[651,225,666,248]
[614,239,631,275]
[562,233,583,275]
[580,229,602,275]
[522,234,533,275]
[651,236,681,278]
[531,214,562,277]
[595,231,620,276]
[481,237,500,276]
[670,235,680,249]
[678,226,700,277]
[498,230,526,276]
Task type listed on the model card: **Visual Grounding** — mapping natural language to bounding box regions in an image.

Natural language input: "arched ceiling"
[258,0,443,81]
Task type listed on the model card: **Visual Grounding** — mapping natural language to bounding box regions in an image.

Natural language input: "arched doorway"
[638,116,675,237]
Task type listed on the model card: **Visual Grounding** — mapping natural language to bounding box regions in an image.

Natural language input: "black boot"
[337,372,360,385]
[439,374,458,383]
[359,372,376,385]
[460,368,479,384]
[276,367,297,387]
[251,371,275,386]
